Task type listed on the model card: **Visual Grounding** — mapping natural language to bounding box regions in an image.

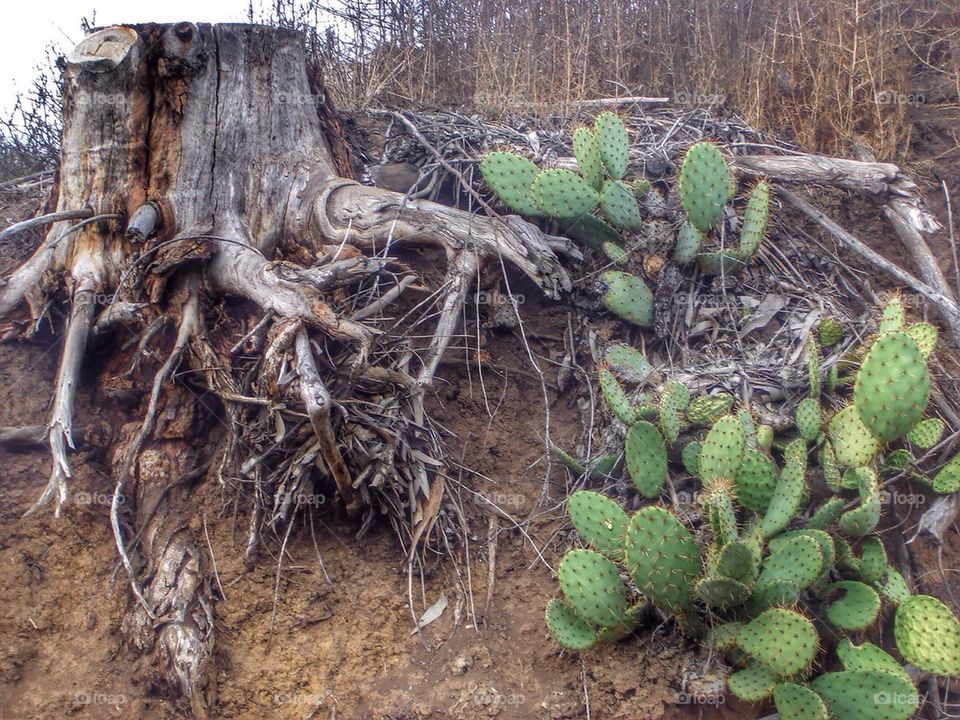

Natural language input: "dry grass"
[267,0,959,159]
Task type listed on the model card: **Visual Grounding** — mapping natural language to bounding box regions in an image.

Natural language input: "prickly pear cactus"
[572,127,604,190]
[597,271,654,327]
[557,549,629,627]
[659,381,690,444]
[879,298,906,333]
[737,608,819,676]
[894,594,960,676]
[907,417,944,449]
[624,507,701,614]
[530,168,600,218]
[673,222,702,265]
[824,581,881,631]
[566,490,628,562]
[757,534,823,592]
[699,415,746,483]
[811,670,918,720]
[774,682,829,720]
[854,330,931,443]
[805,496,844,530]
[735,448,778,513]
[728,661,778,702]
[479,151,543,216]
[687,393,734,427]
[598,366,643,425]
[818,317,844,347]
[738,180,770,258]
[795,398,822,441]
[600,179,642,230]
[678,141,731,232]
[836,639,911,681]
[761,460,806,538]
[545,598,597,651]
[907,321,938,357]
[934,453,960,493]
[626,421,668,498]
[859,536,887,584]
[594,111,630,180]
[560,214,622,249]
[829,406,880,467]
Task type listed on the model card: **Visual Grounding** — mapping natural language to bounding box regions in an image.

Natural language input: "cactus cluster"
[479,115,775,331]
[546,300,960,717]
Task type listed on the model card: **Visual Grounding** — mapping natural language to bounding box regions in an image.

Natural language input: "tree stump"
[0,22,576,716]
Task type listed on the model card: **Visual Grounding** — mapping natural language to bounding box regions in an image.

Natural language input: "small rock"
[451,654,473,674]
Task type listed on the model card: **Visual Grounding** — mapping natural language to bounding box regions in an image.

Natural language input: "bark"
[0,22,572,716]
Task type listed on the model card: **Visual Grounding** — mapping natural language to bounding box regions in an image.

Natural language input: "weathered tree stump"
[0,22,576,716]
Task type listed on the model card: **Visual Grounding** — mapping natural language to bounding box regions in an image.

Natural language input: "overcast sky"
[0,2,297,115]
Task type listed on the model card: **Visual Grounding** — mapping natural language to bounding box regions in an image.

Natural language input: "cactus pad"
[805,496,844,531]
[774,683,829,720]
[558,549,628,627]
[854,330,931,443]
[934,453,960,493]
[810,670,917,720]
[567,491,628,562]
[879,299,906,333]
[673,222,703,265]
[907,417,944,449]
[479,151,543,216]
[818,317,844,348]
[598,271,654,327]
[824,581,881,631]
[859,536,887,584]
[907,321,938,357]
[632,178,651,197]
[698,251,747,276]
[733,448,778,514]
[769,529,835,577]
[839,467,881,537]
[703,481,738,546]
[678,142,731,232]
[560,214,622,249]
[696,576,752,609]
[795,398,822,441]
[837,640,911,682]
[894,594,960,676]
[757,424,774,451]
[728,662,778,703]
[873,566,910,605]
[717,539,761,584]
[626,421,668,498]
[699,415,746,483]
[594,112,630,180]
[687,393,735,428]
[604,344,654,385]
[738,180,770,258]
[530,168,601,219]
[819,441,842,492]
[659,381,691,445]
[761,460,806,538]
[624,507,701,614]
[829,406,880,467]
[572,127,604,190]
[709,621,745,652]
[681,441,702,476]
[545,598,597,651]
[758,534,824,592]
[737,608,819,676]
[600,179,642,230]
[598,367,641,425]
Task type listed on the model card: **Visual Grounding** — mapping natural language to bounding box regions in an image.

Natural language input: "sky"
[0,2,277,115]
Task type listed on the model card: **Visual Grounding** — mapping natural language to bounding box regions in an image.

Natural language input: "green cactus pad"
[624,507,701,614]
[805,497,844,531]
[737,608,819,676]
[774,682,829,720]
[839,467,881,537]
[717,539,761,585]
[783,437,809,470]
[879,299,906,334]
[560,214,622,249]
[687,393,735,428]
[703,483,738,547]
[761,460,806,539]
[594,112,630,180]
[709,621,745,652]
[758,534,824,592]
[602,241,628,265]
[818,317,844,348]
[795,399,822,441]
[600,180,642,230]
[567,491,628,562]
[873,566,910,605]
[810,670,917,720]
[906,321,938,358]
[750,578,801,613]
[479,151,543,216]
[659,381,691,445]
[769,529,835,577]
[696,576,752,609]
[558,549,628,627]
[632,178,651,197]
[530,168,601,219]
[757,424,774,451]
[837,640,911,683]
[933,451,960,493]
[859,536,887,584]
[738,180,770,258]
[673,222,703,265]
[626,421,668,498]
[728,661,778,703]
[907,417,944,449]
[604,344,654,385]
[573,127,604,190]
[598,367,641,425]
[598,271,654,327]
[681,441,702,476]
[894,594,960,676]
[552,444,586,476]
[854,330,931,443]
[734,449,778,514]
[807,338,821,399]
[545,598,597,651]
[699,415,746,483]
[824,581,881,631]
[819,442,842,492]
[678,142,731,232]
[829,406,880,467]
[587,454,620,479]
